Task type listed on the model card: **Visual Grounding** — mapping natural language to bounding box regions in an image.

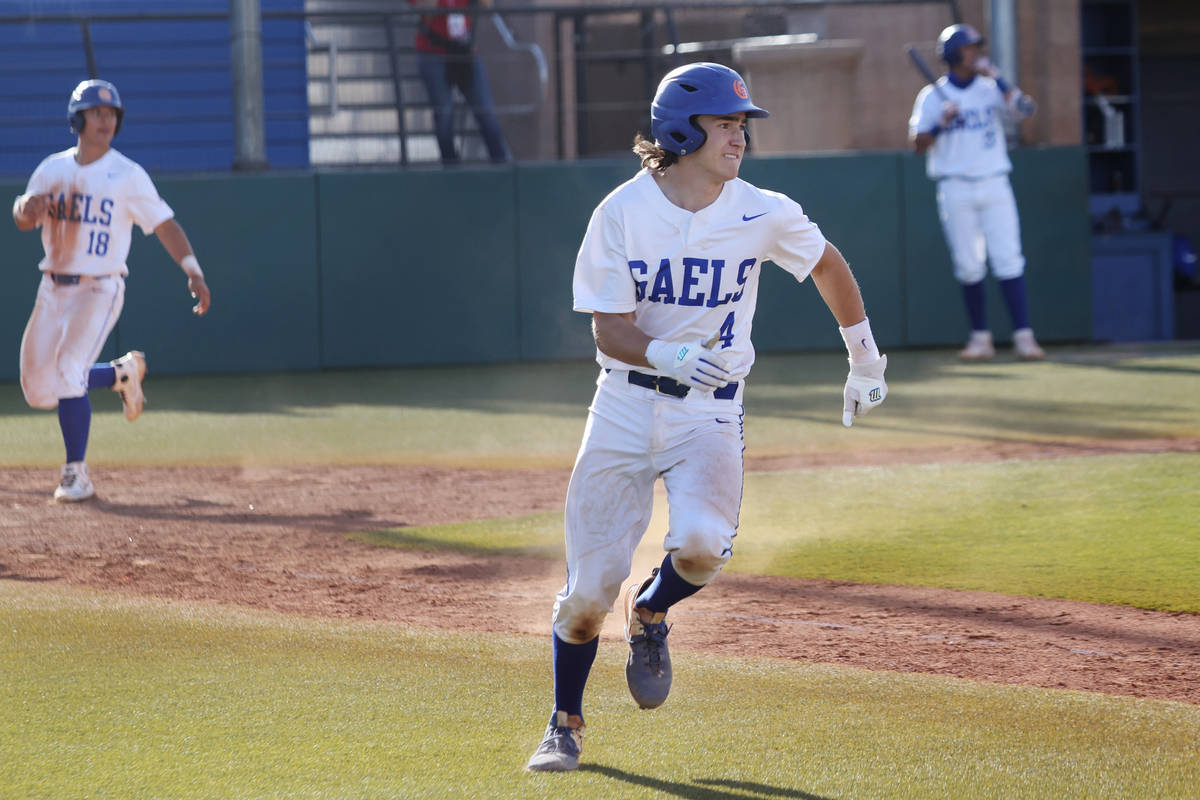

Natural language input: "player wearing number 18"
[526,62,888,772]
[13,79,212,502]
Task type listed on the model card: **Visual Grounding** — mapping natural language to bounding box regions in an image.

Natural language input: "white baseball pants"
[552,369,745,645]
[20,273,124,408]
[936,174,1025,284]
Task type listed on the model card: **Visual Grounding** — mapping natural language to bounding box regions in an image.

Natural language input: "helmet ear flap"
[68,108,123,136]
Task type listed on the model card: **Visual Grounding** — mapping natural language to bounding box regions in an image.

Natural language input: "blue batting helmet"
[68,79,124,135]
[936,24,985,66]
[650,62,769,156]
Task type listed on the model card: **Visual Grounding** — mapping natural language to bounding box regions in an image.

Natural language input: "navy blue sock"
[88,364,116,390]
[636,554,704,613]
[552,632,598,719]
[961,280,988,332]
[57,395,91,464]
[998,275,1032,330]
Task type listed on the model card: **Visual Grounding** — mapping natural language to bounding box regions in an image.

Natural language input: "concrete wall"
[0,146,1090,382]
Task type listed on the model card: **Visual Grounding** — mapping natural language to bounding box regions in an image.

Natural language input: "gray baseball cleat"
[53,461,94,502]
[526,710,584,772]
[110,350,146,421]
[624,568,672,709]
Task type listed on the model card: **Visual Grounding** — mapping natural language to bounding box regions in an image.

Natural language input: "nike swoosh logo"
[860,338,868,349]
[715,419,732,424]
[742,212,768,221]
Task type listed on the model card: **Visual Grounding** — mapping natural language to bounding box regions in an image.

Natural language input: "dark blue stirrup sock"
[57,395,91,463]
[88,363,116,390]
[998,275,1032,330]
[552,632,598,719]
[961,280,988,332]
[637,554,704,613]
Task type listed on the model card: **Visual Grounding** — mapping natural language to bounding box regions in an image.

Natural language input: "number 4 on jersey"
[716,311,735,349]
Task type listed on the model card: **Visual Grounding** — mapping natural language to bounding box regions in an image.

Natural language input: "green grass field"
[3,582,1197,800]
[2,343,1198,798]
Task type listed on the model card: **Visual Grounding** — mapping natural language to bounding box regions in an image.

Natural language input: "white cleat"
[958,331,995,362]
[526,711,584,772]
[53,461,95,503]
[111,350,147,421]
[1013,328,1046,361]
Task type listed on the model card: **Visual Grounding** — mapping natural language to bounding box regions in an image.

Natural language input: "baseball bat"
[906,45,950,102]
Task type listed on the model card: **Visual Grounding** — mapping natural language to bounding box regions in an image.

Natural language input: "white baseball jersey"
[573,169,827,382]
[24,147,174,277]
[909,75,1011,180]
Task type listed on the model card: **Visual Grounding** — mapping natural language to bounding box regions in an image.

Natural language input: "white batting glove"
[645,338,732,392]
[842,354,888,427]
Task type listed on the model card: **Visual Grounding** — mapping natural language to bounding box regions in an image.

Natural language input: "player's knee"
[954,264,986,285]
[992,261,1025,281]
[553,583,616,643]
[671,540,731,585]
[553,608,606,644]
[20,379,58,410]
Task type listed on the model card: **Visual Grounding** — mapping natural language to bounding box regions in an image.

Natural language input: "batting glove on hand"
[842,354,888,427]
[645,338,732,392]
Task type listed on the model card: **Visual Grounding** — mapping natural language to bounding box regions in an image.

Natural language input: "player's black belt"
[47,273,109,285]
[627,370,738,400]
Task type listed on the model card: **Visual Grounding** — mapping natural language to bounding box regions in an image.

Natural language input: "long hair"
[632,133,678,172]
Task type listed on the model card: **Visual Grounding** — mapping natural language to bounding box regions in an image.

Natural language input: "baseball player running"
[526,62,888,772]
[909,23,1045,361]
[13,79,211,502]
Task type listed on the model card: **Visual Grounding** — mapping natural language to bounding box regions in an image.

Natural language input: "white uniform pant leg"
[553,380,658,644]
[979,176,1025,280]
[20,275,124,408]
[936,179,988,285]
[659,404,745,585]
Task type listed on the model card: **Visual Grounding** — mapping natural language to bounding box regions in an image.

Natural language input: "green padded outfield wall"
[0,146,1089,382]
[317,168,520,368]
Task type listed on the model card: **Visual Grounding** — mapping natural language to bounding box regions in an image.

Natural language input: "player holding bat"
[908,24,1045,362]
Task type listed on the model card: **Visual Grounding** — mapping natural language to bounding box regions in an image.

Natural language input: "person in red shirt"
[411,0,511,164]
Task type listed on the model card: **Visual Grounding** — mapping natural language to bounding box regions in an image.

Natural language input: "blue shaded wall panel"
[0,1,309,177]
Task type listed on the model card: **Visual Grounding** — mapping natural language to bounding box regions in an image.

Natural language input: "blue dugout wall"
[0,147,1091,380]
[0,0,308,177]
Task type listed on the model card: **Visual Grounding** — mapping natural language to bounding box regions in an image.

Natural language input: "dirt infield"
[4,437,1199,705]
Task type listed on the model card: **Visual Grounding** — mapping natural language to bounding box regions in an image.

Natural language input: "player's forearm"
[153,219,196,268]
[911,132,935,154]
[810,243,868,328]
[592,312,654,368]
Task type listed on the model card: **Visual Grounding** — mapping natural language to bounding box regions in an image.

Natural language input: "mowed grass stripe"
[357,452,1200,613]
[1,346,1197,469]
[731,451,1200,612]
[2,582,1197,800]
